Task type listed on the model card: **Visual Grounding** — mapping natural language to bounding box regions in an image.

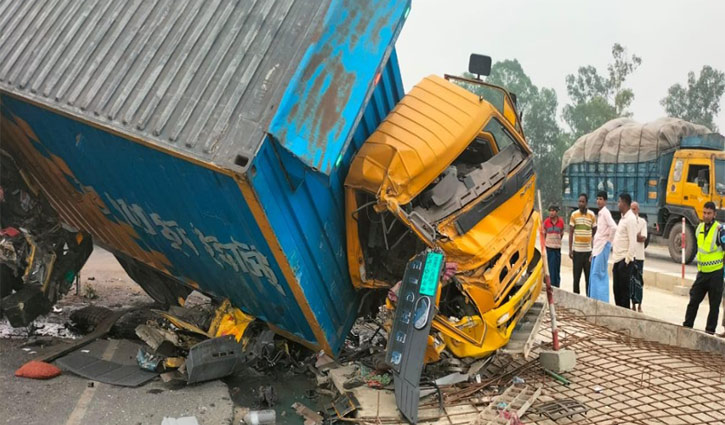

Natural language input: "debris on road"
[472,384,541,425]
[291,402,323,425]
[14,360,62,380]
[242,409,276,425]
[56,347,158,387]
[528,398,589,422]
[160,417,200,425]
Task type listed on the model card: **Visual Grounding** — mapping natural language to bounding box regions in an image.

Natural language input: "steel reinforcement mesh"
[350,307,725,424]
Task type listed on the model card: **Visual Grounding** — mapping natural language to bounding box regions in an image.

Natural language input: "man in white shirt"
[611,193,639,309]
[589,191,617,302]
[630,202,647,312]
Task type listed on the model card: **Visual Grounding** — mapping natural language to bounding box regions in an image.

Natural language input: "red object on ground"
[1,227,20,237]
[15,361,62,379]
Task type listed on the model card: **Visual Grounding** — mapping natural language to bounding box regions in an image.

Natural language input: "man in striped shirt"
[568,193,597,295]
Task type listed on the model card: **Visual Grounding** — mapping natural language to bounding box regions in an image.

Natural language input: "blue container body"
[0,0,409,354]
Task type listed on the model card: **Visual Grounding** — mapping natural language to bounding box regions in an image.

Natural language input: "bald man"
[631,202,648,312]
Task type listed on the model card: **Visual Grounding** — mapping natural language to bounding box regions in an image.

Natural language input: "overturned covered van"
[0,0,410,355]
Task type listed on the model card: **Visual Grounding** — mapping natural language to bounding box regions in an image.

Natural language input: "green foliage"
[661,65,725,131]
[563,43,641,138]
[456,59,567,206]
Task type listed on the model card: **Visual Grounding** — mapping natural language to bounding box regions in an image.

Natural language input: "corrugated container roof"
[0,0,331,170]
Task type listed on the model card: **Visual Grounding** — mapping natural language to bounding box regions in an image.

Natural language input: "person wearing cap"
[541,205,564,288]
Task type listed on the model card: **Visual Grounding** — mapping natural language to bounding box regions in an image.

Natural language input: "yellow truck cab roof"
[674,148,725,160]
[345,75,495,204]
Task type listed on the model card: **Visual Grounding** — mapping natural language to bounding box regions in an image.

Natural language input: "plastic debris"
[207,299,254,342]
[137,348,164,372]
[243,409,276,425]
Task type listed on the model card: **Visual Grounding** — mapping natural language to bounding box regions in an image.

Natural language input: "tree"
[660,65,725,131]
[563,43,642,138]
[456,59,566,206]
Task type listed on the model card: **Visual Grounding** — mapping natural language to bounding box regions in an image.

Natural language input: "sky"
[395,0,725,132]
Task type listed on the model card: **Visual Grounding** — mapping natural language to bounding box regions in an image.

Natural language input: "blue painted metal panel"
[251,51,405,353]
[1,96,316,344]
[681,134,725,151]
[269,0,410,175]
[562,152,676,217]
[0,0,409,355]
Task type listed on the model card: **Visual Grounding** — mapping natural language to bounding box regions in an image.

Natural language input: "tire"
[668,222,696,265]
[69,305,113,333]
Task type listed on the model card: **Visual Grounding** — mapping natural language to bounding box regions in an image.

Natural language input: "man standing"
[590,191,617,302]
[542,205,564,288]
[683,202,724,334]
[630,202,647,312]
[569,193,597,295]
[611,193,638,309]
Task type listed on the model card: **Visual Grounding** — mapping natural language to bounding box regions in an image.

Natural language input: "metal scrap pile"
[0,151,92,327]
[130,298,312,385]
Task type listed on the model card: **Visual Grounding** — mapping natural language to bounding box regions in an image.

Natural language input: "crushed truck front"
[345,75,543,358]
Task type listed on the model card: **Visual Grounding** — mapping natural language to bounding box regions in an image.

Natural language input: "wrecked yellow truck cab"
[345,75,543,359]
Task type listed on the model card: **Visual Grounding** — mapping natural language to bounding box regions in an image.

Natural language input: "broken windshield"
[412,117,527,225]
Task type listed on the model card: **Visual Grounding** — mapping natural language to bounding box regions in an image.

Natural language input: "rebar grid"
[346,308,725,424]
[518,308,725,424]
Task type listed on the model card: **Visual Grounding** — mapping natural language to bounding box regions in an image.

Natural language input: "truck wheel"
[668,222,696,265]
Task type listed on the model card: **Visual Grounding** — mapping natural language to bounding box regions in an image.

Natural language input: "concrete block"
[552,287,725,357]
[539,349,576,373]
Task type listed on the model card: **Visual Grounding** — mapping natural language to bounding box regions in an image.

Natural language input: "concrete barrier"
[552,288,725,356]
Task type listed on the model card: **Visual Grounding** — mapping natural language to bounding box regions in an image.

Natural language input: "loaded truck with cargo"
[562,118,725,263]
[0,0,542,361]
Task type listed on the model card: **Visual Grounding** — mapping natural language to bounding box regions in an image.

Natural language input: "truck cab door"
[666,158,685,206]
[681,159,712,219]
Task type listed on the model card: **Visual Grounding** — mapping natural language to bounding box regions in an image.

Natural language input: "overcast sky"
[396,0,725,132]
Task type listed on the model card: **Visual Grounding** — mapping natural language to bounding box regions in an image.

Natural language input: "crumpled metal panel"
[1,97,317,345]
[269,0,411,175]
[345,76,489,205]
[250,51,405,354]
[0,0,331,171]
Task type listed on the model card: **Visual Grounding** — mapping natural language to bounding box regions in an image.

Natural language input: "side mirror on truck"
[468,54,492,79]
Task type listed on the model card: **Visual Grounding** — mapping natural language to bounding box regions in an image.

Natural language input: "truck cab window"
[483,118,515,152]
[715,160,725,194]
[673,160,683,182]
[686,164,709,192]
